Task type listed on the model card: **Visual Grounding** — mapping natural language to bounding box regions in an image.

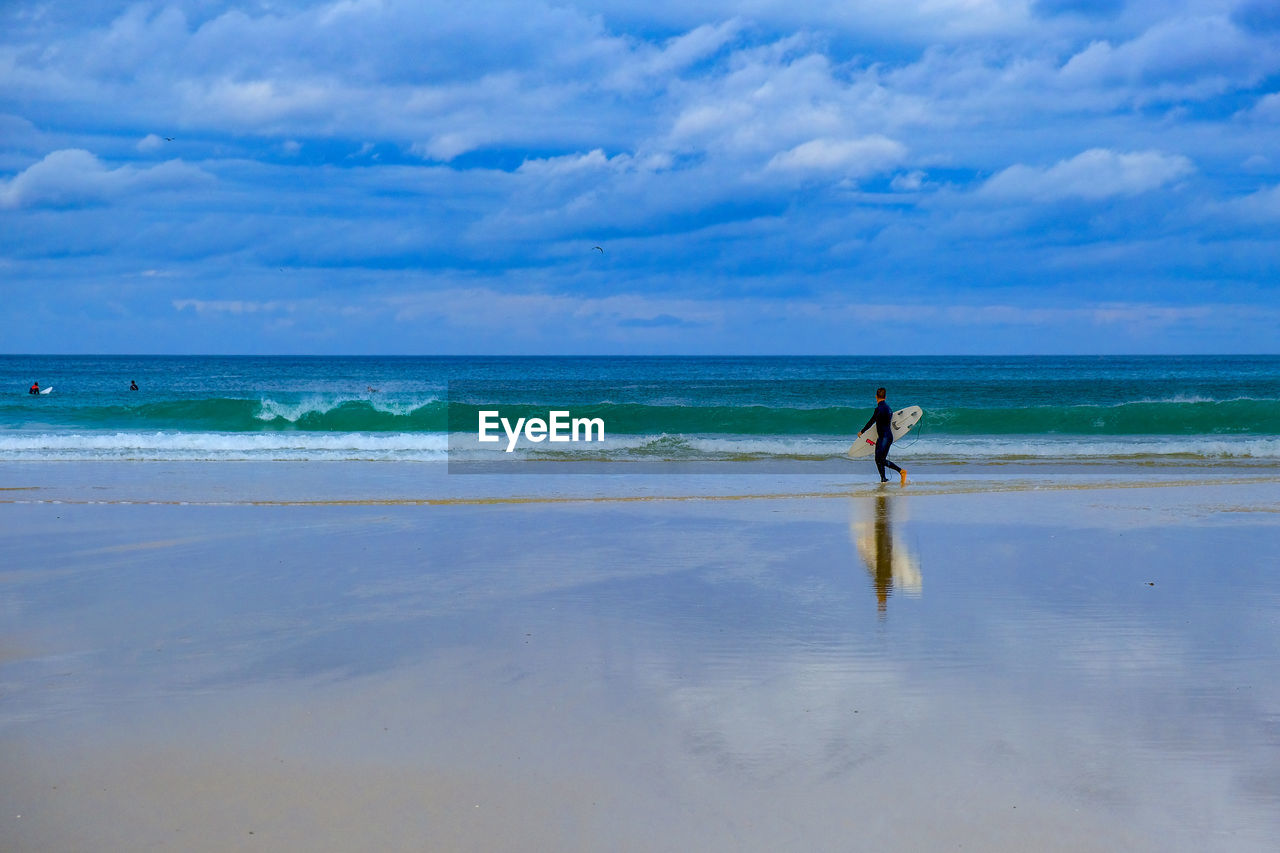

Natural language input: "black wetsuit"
[861,400,902,481]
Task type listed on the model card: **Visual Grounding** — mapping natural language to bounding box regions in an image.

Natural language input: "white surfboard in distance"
[40,387,53,395]
[848,405,922,459]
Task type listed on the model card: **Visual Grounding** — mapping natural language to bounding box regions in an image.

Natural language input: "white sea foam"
[459,432,1280,462]
[2,431,1278,463]
[254,395,439,422]
[0,432,449,461]
[912,435,1280,460]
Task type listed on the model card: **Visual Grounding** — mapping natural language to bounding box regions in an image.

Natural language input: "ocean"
[3,355,1278,465]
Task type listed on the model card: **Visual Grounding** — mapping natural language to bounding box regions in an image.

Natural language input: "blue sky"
[1,0,1278,354]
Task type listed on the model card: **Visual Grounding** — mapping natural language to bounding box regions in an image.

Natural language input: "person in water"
[859,387,907,485]
[29,381,39,395]
[130,380,138,391]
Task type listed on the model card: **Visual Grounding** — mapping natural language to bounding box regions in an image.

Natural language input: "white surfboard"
[848,405,922,459]
[40,387,53,395]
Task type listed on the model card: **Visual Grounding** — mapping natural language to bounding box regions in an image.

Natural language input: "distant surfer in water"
[130,380,138,391]
[859,387,907,485]
[29,381,39,395]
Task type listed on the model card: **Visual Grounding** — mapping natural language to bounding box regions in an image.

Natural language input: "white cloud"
[180,77,336,128]
[1227,183,1280,221]
[656,38,933,191]
[767,136,907,176]
[0,149,213,209]
[517,148,616,177]
[980,148,1194,201]
[1243,92,1280,122]
[410,132,483,163]
[891,170,927,191]
[606,19,744,92]
[383,287,722,334]
[811,299,1216,327]
[1058,15,1277,101]
[172,299,293,315]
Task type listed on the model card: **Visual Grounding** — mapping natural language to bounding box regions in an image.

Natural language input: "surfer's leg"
[875,436,895,482]
[877,434,904,483]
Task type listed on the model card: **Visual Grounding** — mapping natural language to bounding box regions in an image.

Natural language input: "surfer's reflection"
[851,495,922,614]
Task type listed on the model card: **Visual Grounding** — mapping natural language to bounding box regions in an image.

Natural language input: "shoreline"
[2,475,1280,507]
[2,459,1278,506]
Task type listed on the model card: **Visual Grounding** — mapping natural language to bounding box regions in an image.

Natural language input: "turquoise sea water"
[2,355,1278,463]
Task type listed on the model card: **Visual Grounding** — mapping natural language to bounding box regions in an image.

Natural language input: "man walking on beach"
[859,387,907,485]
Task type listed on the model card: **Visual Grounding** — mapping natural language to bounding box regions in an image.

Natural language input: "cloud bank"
[0,0,1277,352]
[1,149,212,209]
[981,149,1194,201]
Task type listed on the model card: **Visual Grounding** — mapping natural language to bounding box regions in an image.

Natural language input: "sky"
[1,0,1278,355]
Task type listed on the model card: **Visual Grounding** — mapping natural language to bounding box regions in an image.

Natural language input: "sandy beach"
[2,462,1279,851]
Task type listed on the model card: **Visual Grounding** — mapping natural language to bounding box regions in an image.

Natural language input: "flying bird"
[164,137,174,141]
[592,246,604,253]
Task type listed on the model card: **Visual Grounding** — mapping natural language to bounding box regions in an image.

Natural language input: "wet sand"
[2,464,1279,851]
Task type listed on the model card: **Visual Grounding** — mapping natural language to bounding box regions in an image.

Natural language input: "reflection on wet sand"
[852,494,922,613]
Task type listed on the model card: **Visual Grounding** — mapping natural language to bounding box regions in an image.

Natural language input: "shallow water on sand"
[1,469,1278,851]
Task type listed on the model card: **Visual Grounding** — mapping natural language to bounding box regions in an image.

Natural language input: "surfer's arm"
[859,414,876,436]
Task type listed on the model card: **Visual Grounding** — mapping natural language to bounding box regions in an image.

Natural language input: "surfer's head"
[876,387,886,400]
